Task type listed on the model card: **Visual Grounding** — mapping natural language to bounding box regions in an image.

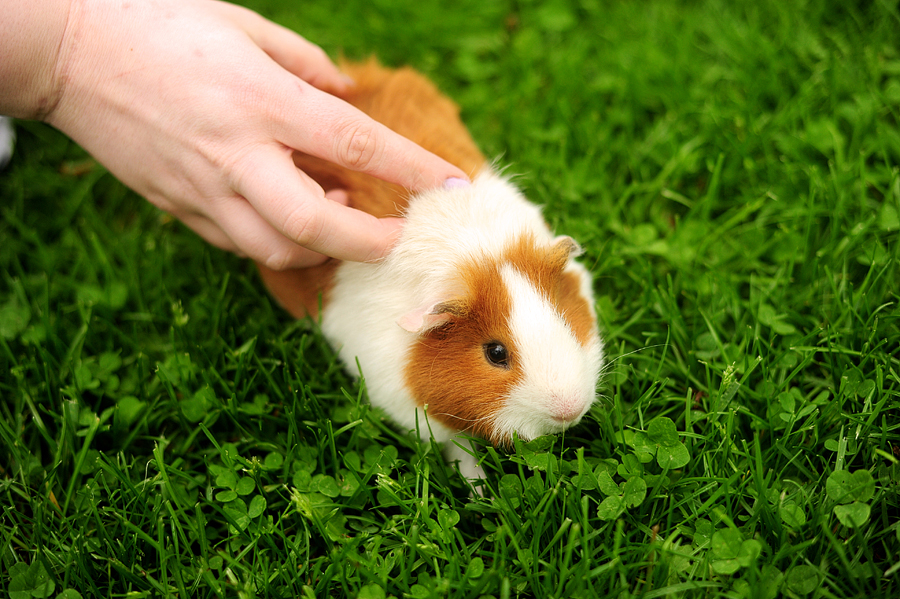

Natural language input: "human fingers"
[204,4,468,192]
[215,195,340,269]
[169,182,355,268]
[175,211,244,256]
[275,85,469,191]
[180,197,335,269]
[232,145,403,263]
[213,1,351,95]
[324,188,350,206]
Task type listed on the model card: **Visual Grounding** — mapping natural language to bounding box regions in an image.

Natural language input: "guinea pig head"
[400,234,603,446]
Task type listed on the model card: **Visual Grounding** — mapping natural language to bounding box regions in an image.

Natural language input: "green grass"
[2,0,899,597]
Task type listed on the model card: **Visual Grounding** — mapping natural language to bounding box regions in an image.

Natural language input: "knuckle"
[280,201,322,248]
[262,250,296,272]
[334,121,381,171]
[306,44,330,64]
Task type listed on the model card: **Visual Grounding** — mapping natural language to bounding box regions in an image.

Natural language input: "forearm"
[0,0,74,118]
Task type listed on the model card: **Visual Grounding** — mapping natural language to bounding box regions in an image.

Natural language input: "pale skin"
[0,0,469,268]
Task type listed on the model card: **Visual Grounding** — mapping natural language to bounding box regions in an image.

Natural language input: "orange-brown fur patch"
[256,260,339,320]
[403,235,594,444]
[557,270,596,347]
[404,255,520,443]
[257,60,487,317]
[501,235,595,347]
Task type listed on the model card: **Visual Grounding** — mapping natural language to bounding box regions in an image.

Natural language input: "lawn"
[2,0,899,597]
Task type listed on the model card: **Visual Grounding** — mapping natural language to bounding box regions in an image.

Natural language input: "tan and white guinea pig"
[256,60,604,479]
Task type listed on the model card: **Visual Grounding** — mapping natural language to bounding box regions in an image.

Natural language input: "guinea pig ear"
[398,298,468,335]
[554,235,583,257]
[548,235,583,270]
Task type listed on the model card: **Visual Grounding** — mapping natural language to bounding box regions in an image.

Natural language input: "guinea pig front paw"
[444,436,487,490]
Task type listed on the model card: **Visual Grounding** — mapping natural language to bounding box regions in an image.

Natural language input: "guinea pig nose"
[550,397,584,424]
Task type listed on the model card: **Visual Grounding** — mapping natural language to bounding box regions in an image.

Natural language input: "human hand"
[7,0,468,267]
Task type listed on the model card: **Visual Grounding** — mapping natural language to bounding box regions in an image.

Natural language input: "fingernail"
[443,177,471,189]
[340,74,356,87]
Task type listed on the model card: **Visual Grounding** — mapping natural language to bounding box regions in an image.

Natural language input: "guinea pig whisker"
[595,392,614,408]
[606,343,667,366]
[431,412,494,424]
[595,343,667,382]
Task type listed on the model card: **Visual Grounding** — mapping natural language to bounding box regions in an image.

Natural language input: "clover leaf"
[646,417,691,469]
[622,476,648,507]
[597,495,626,520]
[786,564,819,595]
[8,561,55,599]
[826,469,875,504]
[596,473,648,520]
[779,501,807,528]
[181,386,215,422]
[710,528,761,574]
[0,295,30,340]
[833,502,871,528]
[826,469,875,528]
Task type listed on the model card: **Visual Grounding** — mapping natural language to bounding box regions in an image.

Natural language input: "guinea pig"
[257,60,604,479]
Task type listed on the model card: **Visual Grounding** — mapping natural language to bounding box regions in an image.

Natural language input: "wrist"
[0,0,75,119]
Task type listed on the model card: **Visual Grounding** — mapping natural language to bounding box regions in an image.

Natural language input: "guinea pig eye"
[483,342,510,368]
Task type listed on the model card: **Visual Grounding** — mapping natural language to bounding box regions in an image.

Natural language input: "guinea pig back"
[256,60,484,318]
[256,61,604,474]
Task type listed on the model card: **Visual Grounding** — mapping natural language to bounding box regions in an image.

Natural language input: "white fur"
[321,169,603,475]
[491,265,603,444]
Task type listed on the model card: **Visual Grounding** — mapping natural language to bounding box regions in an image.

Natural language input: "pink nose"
[550,397,584,424]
